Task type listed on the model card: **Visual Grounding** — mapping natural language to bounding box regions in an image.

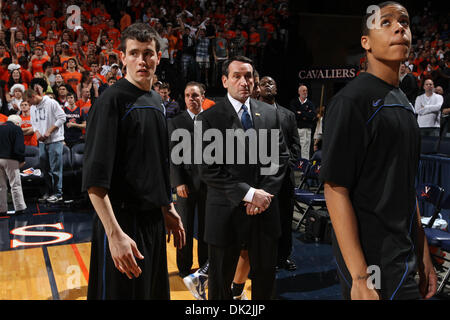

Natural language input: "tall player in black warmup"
[82,23,185,300]
[320,2,437,300]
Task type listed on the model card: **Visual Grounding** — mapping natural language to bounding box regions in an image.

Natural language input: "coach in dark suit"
[197,56,289,300]
[259,76,301,271]
[168,82,209,277]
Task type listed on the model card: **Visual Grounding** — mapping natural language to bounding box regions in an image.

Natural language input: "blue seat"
[21,145,44,198]
[417,185,450,295]
[420,135,439,154]
[293,161,327,230]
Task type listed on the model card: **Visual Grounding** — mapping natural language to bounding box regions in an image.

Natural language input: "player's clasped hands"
[245,189,274,215]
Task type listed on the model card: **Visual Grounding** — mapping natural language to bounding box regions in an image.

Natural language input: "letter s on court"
[10,223,73,248]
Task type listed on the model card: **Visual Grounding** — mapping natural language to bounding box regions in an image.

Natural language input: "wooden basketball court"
[0,209,251,300]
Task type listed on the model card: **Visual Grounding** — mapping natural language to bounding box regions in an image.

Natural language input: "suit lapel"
[250,99,263,130]
[182,111,195,132]
[224,97,243,130]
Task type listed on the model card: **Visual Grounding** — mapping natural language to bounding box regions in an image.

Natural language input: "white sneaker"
[233,291,249,300]
[183,272,208,300]
[47,195,63,203]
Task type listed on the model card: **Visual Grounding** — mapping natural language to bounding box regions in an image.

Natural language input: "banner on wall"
[298,66,358,81]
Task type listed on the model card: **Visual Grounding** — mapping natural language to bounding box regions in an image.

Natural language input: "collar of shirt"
[227,93,251,120]
[187,108,203,120]
[299,97,308,104]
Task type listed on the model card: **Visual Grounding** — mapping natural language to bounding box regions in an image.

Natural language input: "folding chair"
[417,183,450,295]
[292,161,327,230]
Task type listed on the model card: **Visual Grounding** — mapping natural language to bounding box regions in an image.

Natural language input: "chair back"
[23,145,40,170]
[71,143,85,171]
[416,183,444,208]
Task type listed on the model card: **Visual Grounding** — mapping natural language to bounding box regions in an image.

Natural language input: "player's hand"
[163,204,186,249]
[176,184,189,198]
[244,203,263,216]
[418,255,438,299]
[108,231,144,279]
[350,279,380,300]
[251,189,273,212]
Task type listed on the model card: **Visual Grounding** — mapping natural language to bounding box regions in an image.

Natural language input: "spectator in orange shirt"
[42,30,58,56]
[76,87,92,117]
[202,97,216,110]
[89,62,106,84]
[106,20,121,48]
[29,47,49,76]
[47,19,61,39]
[62,58,82,93]
[40,7,55,30]
[19,100,37,146]
[100,40,120,66]
[120,9,132,31]
[18,56,32,86]
[248,25,260,61]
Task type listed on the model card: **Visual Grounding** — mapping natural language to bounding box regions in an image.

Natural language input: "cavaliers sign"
[298,66,357,81]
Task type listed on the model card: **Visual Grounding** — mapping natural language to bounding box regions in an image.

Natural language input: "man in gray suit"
[197,56,289,300]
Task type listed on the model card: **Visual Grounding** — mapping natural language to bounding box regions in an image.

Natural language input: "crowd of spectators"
[0,0,290,116]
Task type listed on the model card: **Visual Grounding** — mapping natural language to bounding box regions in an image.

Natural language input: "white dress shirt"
[227,93,255,203]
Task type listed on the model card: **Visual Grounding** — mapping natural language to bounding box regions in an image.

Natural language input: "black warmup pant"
[331,230,421,300]
[175,188,208,276]
[277,175,295,263]
[87,206,170,300]
[208,215,278,300]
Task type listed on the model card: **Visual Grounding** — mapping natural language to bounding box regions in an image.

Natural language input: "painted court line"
[70,244,89,282]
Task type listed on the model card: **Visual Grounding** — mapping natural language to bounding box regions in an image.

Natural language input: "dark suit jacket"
[275,103,301,186]
[168,111,203,191]
[289,97,316,129]
[197,97,289,246]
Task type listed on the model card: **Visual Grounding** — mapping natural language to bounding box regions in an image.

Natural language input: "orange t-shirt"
[76,99,92,134]
[107,28,121,46]
[120,14,132,31]
[76,99,92,116]
[43,39,57,56]
[62,71,82,93]
[90,25,103,42]
[202,98,216,110]
[20,115,38,146]
[21,69,33,85]
[0,113,7,123]
[31,56,50,76]
[249,33,260,45]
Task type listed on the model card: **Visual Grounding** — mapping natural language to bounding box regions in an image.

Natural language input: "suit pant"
[277,176,295,263]
[208,215,278,300]
[175,188,208,275]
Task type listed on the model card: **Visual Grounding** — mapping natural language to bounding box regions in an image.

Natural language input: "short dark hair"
[160,82,170,90]
[361,2,406,36]
[185,81,205,95]
[222,56,254,77]
[119,23,161,53]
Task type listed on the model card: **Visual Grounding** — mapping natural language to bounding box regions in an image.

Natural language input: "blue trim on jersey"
[390,202,417,300]
[334,258,351,289]
[121,106,164,120]
[366,104,414,125]
[102,233,107,300]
